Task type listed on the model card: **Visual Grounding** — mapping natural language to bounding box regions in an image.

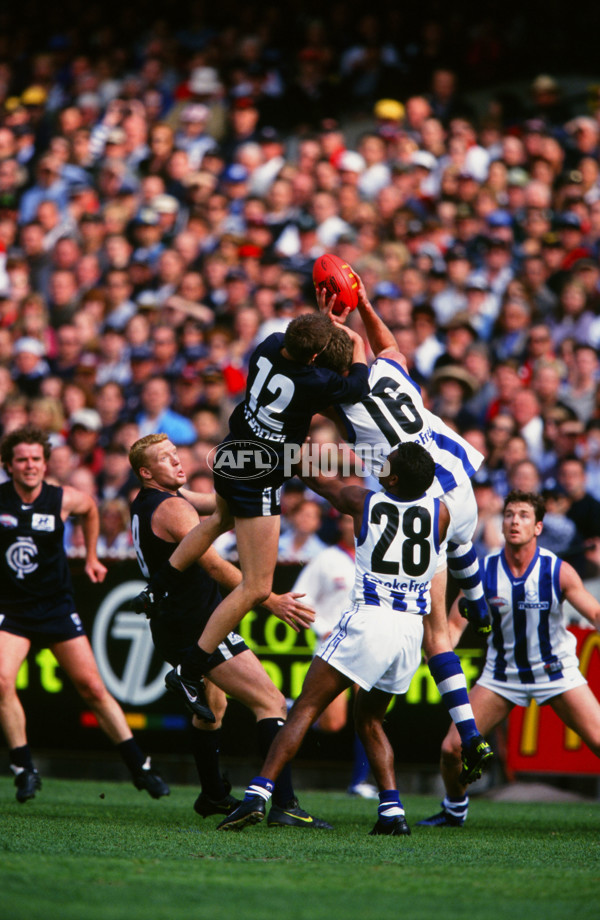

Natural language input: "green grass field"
[1,777,599,920]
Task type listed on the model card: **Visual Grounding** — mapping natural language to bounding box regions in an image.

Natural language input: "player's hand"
[268,592,315,632]
[317,285,346,323]
[355,273,372,311]
[85,558,108,583]
[458,597,492,636]
[130,585,161,618]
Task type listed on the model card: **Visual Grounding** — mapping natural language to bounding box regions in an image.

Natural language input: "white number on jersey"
[131,513,150,578]
[247,356,296,433]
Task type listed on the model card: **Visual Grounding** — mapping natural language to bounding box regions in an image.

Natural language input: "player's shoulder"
[371,353,421,390]
[255,331,285,357]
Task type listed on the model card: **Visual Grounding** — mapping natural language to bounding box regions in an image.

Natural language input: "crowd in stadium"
[2,5,600,578]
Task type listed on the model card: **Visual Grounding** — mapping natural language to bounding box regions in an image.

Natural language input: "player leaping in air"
[133,313,369,722]
[311,278,494,782]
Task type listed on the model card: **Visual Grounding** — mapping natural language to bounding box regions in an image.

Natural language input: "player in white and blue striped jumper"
[418,489,600,827]
[315,282,493,781]
[217,442,491,836]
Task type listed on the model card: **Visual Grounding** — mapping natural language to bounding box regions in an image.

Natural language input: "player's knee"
[317,710,346,733]
[583,728,600,756]
[75,677,108,707]
[0,673,17,700]
[209,696,228,724]
[253,685,287,722]
[355,714,379,742]
[249,583,272,606]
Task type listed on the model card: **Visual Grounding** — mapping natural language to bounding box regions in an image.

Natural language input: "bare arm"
[354,274,399,357]
[154,497,315,632]
[178,488,217,516]
[560,561,600,630]
[201,545,315,631]
[300,463,367,520]
[61,485,107,583]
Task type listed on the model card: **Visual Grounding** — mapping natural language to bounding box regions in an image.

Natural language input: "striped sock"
[443,794,469,823]
[447,541,487,616]
[428,651,478,744]
[244,776,274,803]
[377,789,404,824]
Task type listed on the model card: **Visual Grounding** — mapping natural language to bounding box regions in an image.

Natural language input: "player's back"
[229,332,368,448]
[351,488,442,616]
[482,546,578,683]
[337,356,482,494]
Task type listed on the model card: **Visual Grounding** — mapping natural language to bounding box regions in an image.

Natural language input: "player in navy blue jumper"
[134,312,369,719]
[0,426,169,803]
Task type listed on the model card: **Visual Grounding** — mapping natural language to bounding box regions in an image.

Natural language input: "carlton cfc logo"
[6,536,39,579]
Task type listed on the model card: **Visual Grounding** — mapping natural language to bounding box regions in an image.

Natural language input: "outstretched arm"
[300,455,367,520]
[560,561,600,630]
[199,546,315,632]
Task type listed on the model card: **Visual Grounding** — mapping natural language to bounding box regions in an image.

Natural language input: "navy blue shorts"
[214,470,283,518]
[0,596,85,647]
[150,604,249,669]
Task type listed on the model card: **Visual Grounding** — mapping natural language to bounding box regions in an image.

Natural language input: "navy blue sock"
[428,651,478,744]
[180,644,213,680]
[189,725,227,799]
[10,744,34,771]
[256,717,295,806]
[116,738,146,775]
[350,733,370,787]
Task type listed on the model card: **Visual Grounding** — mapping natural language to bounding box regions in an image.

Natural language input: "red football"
[312,253,359,315]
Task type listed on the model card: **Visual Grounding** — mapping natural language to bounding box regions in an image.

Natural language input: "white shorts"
[317,604,424,694]
[476,663,587,706]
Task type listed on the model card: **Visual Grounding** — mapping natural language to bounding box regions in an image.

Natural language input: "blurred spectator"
[66,407,104,475]
[96,497,133,557]
[95,325,131,387]
[510,387,544,465]
[49,322,85,380]
[12,337,50,398]
[471,478,504,558]
[557,455,600,577]
[560,343,599,423]
[19,154,69,224]
[278,499,327,563]
[429,364,478,430]
[135,374,197,445]
[412,302,445,377]
[96,439,138,503]
[538,487,581,560]
[551,277,595,347]
[95,381,128,447]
